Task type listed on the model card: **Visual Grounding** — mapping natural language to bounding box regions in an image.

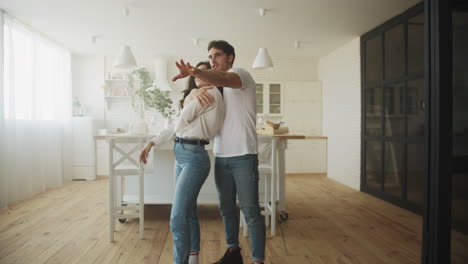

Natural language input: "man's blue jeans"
[171,141,210,264]
[215,154,266,262]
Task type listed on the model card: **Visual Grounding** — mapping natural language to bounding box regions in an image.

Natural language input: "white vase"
[164,118,174,129]
[131,118,147,135]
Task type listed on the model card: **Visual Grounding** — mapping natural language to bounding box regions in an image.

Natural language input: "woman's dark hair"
[179,61,211,109]
[207,40,235,65]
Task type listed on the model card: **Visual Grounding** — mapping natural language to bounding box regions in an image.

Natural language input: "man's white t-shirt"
[213,68,258,157]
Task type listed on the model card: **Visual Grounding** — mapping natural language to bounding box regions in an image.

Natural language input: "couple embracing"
[140,40,265,264]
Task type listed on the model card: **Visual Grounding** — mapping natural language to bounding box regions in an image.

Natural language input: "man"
[172,40,265,264]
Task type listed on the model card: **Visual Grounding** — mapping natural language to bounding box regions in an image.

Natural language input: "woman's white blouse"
[149,87,224,146]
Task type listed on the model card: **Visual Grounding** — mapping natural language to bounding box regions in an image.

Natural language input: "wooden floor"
[0,175,423,264]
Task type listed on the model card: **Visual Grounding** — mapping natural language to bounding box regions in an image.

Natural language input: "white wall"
[283,81,326,173]
[0,10,4,120]
[319,37,361,190]
[71,55,105,119]
[72,54,326,173]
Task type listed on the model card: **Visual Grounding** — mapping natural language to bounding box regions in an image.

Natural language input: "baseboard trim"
[287,173,327,177]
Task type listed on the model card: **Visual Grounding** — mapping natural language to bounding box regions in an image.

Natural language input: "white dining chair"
[108,137,145,241]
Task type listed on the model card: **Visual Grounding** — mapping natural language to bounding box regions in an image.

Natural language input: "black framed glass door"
[361,3,426,213]
[423,0,468,263]
[450,2,468,263]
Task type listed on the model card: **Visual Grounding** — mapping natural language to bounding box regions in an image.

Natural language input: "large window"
[0,13,72,209]
[3,16,71,121]
[361,3,425,213]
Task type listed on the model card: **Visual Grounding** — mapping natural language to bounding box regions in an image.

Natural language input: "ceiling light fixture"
[122,7,130,16]
[252,48,273,70]
[294,40,315,49]
[114,45,137,69]
[294,40,300,48]
[252,8,273,70]
[259,8,266,16]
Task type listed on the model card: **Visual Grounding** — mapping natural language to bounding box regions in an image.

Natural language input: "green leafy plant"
[128,67,176,119]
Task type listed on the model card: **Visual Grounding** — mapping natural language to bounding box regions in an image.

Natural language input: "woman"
[140,61,224,264]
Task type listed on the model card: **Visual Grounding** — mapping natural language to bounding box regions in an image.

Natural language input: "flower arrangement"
[128,67,176,119]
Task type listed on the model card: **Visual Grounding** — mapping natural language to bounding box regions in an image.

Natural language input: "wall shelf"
[103,78,131,110]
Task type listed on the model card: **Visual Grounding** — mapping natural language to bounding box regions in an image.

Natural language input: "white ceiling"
[0,0,421,60]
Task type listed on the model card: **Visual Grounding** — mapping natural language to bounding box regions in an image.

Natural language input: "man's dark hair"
[208,40,235,65]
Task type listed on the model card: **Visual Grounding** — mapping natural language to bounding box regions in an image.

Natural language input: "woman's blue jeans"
[215,154,266,262]
[171,141,210,264]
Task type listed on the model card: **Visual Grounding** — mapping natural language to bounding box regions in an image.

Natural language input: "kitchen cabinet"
[256,82,283,116]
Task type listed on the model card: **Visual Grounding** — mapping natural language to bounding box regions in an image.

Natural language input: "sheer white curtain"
[0,13,73,209]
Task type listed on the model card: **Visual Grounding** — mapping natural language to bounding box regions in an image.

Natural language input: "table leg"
[278,139,288,221]
[271,138,277,235]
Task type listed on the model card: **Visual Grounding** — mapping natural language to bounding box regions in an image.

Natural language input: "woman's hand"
[140,141,155,164]
[194,86,215,106]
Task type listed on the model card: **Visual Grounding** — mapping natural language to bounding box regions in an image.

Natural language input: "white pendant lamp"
[252,48,273,70]
[114,45,137,69]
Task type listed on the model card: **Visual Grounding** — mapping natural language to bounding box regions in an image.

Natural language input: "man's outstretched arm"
[172,59,242,88]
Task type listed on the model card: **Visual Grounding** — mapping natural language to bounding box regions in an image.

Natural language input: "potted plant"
[128,67,176,133]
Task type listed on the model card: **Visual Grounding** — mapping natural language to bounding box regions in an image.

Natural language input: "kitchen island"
[95,135,248,205]
[95,133,326,218]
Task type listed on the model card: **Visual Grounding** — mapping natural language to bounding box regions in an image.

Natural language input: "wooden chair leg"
[240,211,248,237]
[109,139,115,242]
[265,173,271,227]
[139,160,144,240]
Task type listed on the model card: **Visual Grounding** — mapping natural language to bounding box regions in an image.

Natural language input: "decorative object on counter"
[128,67,176,119]
[100,84,109,96]
[257,116,265,127]
[256,121,289,135]
[130,116,147,135]
[116,128,127,134]
[112,85,128,96]
[72,97,83,116]
[97,129,108,135]
[146,114,158,134]
[264,120,280,129]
